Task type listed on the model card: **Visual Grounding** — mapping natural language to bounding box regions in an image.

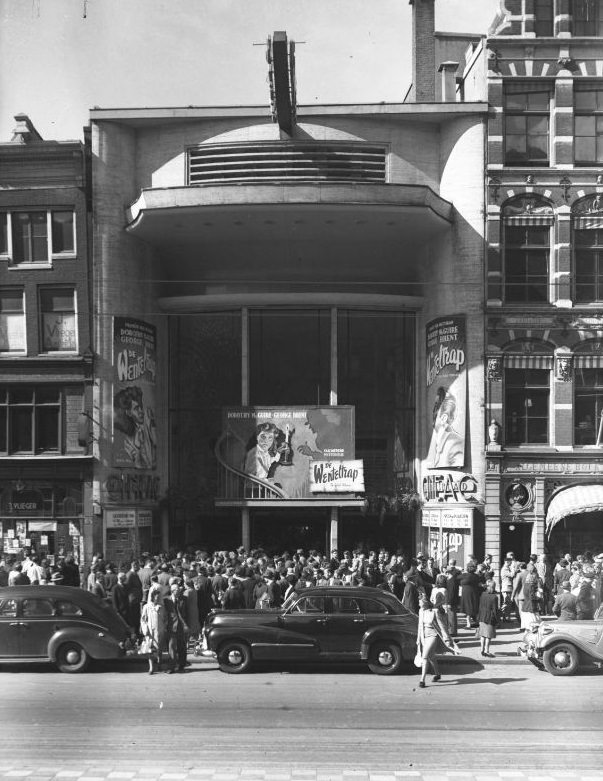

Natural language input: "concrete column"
[438,62,459,102]
[329,508,339,554]
[241,508,251,552]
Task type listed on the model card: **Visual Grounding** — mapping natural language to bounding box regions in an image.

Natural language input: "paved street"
[1,626,602,781]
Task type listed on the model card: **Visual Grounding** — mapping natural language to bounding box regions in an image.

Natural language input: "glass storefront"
[169,308,416,552]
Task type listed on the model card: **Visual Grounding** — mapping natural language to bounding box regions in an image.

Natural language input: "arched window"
[502,196,554,303]
[572,194,603,302]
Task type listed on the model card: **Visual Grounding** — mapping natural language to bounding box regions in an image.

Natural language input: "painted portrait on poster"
[425,316,467,470]
[112,318,157,470]
[217,407,356,499]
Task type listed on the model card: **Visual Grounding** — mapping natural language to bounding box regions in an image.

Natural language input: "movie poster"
[112,318,157,470]
[425,316,466,470]
[217,406,356,499]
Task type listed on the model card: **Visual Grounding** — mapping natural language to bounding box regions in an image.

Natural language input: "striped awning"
[575,354,603,368]
[505,355,553,369]
[546,484,603,536]
[574,216,603,230]
[503,214,554,226]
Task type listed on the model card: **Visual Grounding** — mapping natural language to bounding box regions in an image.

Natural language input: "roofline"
[89,102,489,125]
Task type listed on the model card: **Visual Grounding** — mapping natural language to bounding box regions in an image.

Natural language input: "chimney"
[439,61,459,102]
[409,0,436,102]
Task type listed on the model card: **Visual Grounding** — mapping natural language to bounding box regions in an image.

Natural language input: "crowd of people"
[1,545,602,673]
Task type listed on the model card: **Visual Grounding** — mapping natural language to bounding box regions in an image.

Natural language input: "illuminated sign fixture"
[422,473,478,504]
[267,31,297,135]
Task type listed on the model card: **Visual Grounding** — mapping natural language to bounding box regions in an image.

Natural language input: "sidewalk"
[442,620,528,666]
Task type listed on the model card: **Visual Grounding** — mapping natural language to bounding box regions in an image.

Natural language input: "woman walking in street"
[140,589,168,675]
[478,579,499,657]
[416,597,459,688]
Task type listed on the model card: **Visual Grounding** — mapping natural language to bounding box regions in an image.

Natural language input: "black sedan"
[203,585,418,675]
[0,585,134,673]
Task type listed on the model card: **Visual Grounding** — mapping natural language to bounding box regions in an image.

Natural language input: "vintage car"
[203,585,418,675]
[0,585,135,673]
[522,604,603,676]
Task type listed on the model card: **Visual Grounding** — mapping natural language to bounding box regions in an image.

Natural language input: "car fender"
[360,627,416,661]
[47,625,126,662]
[207,625,280,653]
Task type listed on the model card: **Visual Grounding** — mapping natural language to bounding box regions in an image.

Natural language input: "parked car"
[0,585,135,673]
[521,604,603,676]
[203,585,418,675]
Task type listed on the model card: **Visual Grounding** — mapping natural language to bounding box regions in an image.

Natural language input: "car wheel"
[542,642,579,676]
[367,641,403,675]
[217,640,252,674]
[56,642,90,674]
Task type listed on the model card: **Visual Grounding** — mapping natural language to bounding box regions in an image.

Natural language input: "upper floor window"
[535,0,555,35]
[574,86,603,165]
[573,0,603,35]
[0,386,62,454]
[575,227,603,301]
[504,84,551,166]
[505,367,550,445]
[502,197,553,303]
[0,289,25,353]
[40,289,77,352]
[0,210,75,265]
[574,367,603,445]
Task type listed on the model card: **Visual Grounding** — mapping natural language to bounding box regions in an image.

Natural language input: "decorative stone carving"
[488,419,501,444]
[487,357,502,382]
[505,481,532,512]
[489,177,501,202]
[556,355,573,382]
[559,176,572,203]
[502,196,553,217]
[573,194,603,215]
[487,46,500,73]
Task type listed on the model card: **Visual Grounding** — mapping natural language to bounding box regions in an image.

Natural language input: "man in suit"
[165,579,189,673]
[553,581,577,621]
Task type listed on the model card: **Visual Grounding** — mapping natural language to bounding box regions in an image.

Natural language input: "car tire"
[217,640,252,674]
[56,642,90,674]
[542,642,579,676]
[367,641,403,675]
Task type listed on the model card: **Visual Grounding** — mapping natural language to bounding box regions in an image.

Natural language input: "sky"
[0,0,500,142]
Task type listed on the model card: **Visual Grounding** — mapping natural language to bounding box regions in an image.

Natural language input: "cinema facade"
[89,22,489,564]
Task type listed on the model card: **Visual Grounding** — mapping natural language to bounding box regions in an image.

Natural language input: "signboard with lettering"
[422,507,473,566]
[218,407,356,500]
[105,509,137,529]
[1,489,45,515]
[310,460,365,493]
[422,472,478,504]
[112,318,157,471]
[425,316,467,470]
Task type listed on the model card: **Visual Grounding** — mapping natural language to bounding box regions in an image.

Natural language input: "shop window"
[504,225,550,302]
[0,210,75,265]
[504,368,550,445]
[0,289,25,353]
[574,367,603,445]
[0,386,61,454]
[575,227,603,301]
[534,0,554,35]
[573,0,603,35]
[574,86,603,165]
[504,85,551,166]
[40,288,77,352]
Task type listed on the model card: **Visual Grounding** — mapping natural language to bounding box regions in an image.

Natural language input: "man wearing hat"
[50,571,64,585]
[553,580,577,621]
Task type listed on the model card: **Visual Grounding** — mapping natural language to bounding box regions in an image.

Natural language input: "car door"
[0,596,21,657]
[19,597,56,658]
[278,595,327,659]
[322,595,365,655]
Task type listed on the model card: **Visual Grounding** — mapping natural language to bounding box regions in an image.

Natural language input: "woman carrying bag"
[140,589,168,675]
[416,597,460,688]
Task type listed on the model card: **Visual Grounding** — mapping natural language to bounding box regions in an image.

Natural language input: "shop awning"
[546,484,603,535]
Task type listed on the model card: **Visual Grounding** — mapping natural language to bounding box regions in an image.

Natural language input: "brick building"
[0,115,93,565]
[483,0,603,564]
[88,1,490,564]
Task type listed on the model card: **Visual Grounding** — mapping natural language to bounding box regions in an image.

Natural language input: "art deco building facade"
[0,116,93,564]
[483,0,603,563]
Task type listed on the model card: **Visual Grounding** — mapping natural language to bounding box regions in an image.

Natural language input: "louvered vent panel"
[188,142,387,185]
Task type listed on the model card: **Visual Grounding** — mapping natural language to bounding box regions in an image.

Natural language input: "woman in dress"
[458,562,482,629]
[521,562,543,629]
[416,598,459,688]
[140,589,168,675]
[477,579,499,657]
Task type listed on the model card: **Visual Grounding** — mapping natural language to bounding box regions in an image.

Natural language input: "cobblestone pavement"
[0,770,602,781]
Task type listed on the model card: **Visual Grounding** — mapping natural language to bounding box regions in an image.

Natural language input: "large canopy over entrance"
[546,484,603,536]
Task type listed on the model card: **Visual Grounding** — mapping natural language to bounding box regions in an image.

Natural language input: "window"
[291,596,325,614]
[0,210,75,265]
[575,228,603,301]
[54,600,83,616]
[0,599,17,617]
[505,368,550,445]
[22,599,54,616]
[0,289,25,353]
[40,289,77,352]
[574,87,603,165]
[573,0,603,35]
[0,386,62,454]
[359,599,389,615]
[504,86,550,166]
[574,368,603,445]
[535,0,554,35]
[504,225,550,302]
[331,597,361,614]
